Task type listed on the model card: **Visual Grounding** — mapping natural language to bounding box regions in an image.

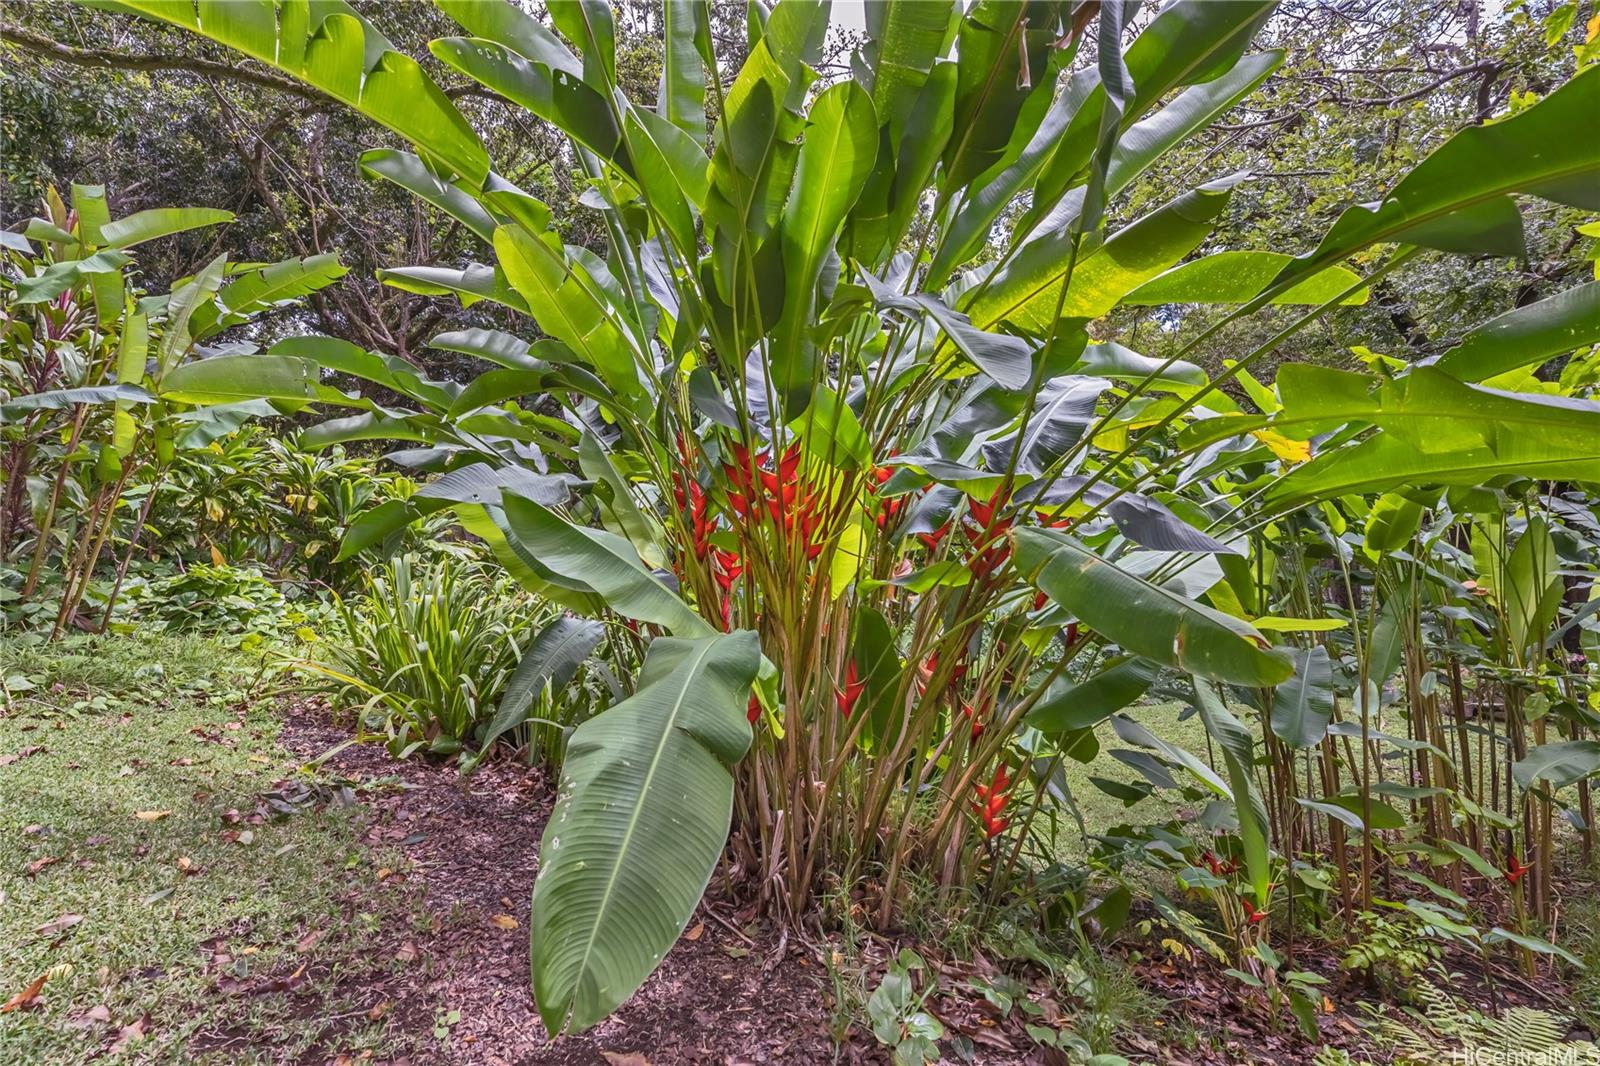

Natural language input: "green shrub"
[306,554,555,759]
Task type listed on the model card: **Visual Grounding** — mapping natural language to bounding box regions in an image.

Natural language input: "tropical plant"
[298,552,561,759]
[103,0,1600,1038]
[0,183,367,635]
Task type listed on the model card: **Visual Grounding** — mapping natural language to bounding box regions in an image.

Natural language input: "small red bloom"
[836,661,867,717]
[1033,590,1049,611]
[972,764,1012,838]
[712,548,744,591]
[916,520,952,553]
[1505,855,1530,885]
[747,694,762,723]
[1242,899,1267,924]
[966,485,1014,529]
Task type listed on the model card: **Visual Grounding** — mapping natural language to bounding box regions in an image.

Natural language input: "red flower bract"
[836,661,867,717]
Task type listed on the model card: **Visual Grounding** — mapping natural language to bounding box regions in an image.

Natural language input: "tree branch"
[0,20,327,104]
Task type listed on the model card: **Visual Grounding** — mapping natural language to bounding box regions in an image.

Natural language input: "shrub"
[306,553,555,759]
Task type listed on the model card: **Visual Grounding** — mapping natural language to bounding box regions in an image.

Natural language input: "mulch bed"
[199,697,1591,1066]
[258,697,842,1065]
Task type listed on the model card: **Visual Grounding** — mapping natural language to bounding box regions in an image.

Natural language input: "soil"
[188,696,1591,1066]
[256,697,842,1066]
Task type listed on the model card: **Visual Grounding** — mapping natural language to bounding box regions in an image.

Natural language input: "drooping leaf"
[1192,680,1271,903]
[479,616,607,755]
[1433,281,1600,382]
[1015,529,1292,687]
[1270,646,1334,749]
[1027,656,1159,734]
[532,632,759,1035]
[499,493,711,636]
[98,206,234,248]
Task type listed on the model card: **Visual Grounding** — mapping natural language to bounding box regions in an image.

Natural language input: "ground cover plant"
[2,0,1599,1062]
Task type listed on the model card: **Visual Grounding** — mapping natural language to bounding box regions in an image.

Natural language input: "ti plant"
[100,0,1600,1037]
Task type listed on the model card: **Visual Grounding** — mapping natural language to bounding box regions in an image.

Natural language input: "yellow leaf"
[1588,13,1599,43]
[491,914,518,930]
[132,810,171,822]
[209,544,225,567]
[1250,429,1311,465]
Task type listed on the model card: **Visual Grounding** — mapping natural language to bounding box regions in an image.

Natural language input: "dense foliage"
[3,0,1598,1058]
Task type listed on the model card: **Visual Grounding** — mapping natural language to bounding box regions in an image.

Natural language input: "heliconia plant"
[92,0,1600,1036]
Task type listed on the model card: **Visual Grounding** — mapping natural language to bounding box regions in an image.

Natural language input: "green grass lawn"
[0,635,411,1064]
[1047,700,1212,858]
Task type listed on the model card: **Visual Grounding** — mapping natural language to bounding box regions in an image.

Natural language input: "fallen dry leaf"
[176,857,193,872]
[1,972,47,1013]
[491,914,518,930]
[0,745,46,766]
[108,1014,148,1053]
[35,913,84,937]
[368,1000,391,1021]
[131,810,171,822]
[26,856,60,876]
[684,921,704,941]
[376,867,394,881]
[85,835,111,847]
[296,929,326,953]
[395,942,419,964]
[601,1053,651,1066]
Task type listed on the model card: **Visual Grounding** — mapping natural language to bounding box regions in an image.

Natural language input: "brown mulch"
[255,697,842,1066]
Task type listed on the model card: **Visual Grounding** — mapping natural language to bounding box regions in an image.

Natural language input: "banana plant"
[97,0,1600,1035]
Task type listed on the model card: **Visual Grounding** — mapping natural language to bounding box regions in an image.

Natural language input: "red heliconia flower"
[836,661,867,717]
[747,694,762,723]
[916,520,952,553]
[1035,509,1073,529]
[719,593,733,632]
[1242,899,1268,924]
[1033,590,1049,611]
[972,764,1012,838]
[961,697,988,742]
[713,548,744,590]
[1505,855,1530,885]
[779,443,803,482]
[1203,850,1224,877]
[967,485,1012,530]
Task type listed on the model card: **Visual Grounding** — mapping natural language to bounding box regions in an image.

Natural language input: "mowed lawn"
[0,636,419,1064]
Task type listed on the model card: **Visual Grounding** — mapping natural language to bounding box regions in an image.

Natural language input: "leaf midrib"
[562,638,719,1025]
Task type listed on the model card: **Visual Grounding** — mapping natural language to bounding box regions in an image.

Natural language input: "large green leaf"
[1193,679,1272,903]
[1512,740,1600,791]
[1270,646,1334,749]
[358,150,500,244]
[191,254,348,340]
[966,178,1235,334]
[1027,655,1159,734]
[1027,0,1276,227]
[0,384,153,421]
[495,225,644,399]
[1015,529,1293,687]
[771,80,878,405]
[98,206,234,249]
[104,0,488,185]
[158,354,323,405]
[1433,281,1600,382]
[532,631,760,1035]
[1276,65,1600,275]
[658,0,708,141]
[499,493,712,636]
[1122,252,1368,306]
